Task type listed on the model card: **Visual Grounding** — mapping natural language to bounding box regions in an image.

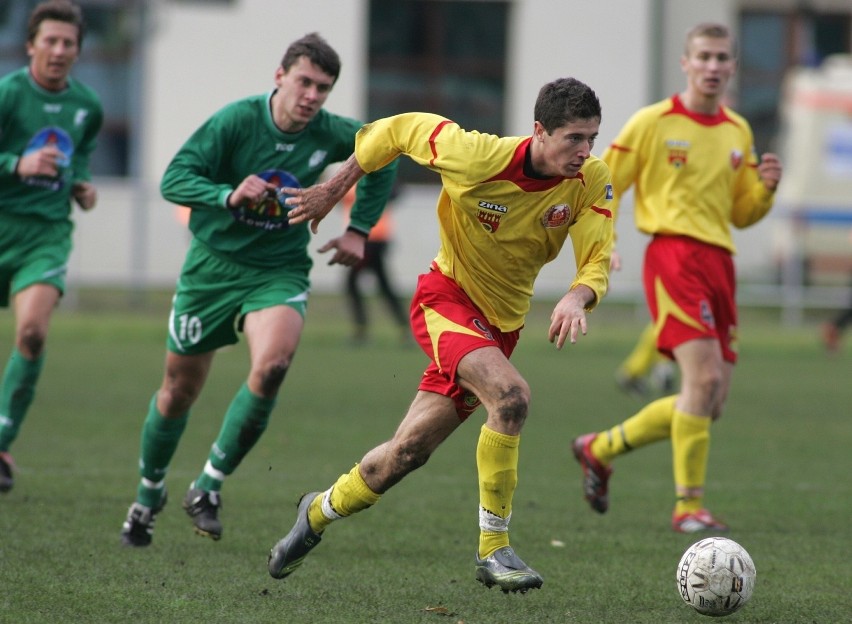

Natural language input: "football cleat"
[268,491,323,579]
[0,452,15,493]
[182,483,222,540]
[571,433,612,514]
[120,490,168,547]
[615,371,649,398]
[672,508,729,534]
[475,546,543,594]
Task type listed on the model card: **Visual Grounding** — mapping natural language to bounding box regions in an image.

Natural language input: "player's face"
[532,118,600,178]
[273,55,335,132]
[681,36,736,102]
[26,20,80,91]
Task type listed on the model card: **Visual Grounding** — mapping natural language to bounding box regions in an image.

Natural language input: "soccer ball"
[676,536,756,617]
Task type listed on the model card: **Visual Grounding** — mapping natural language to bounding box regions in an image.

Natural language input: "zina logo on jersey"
[476,200,507,233]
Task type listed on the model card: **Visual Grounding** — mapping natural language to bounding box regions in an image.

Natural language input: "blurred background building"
[1,0,850,321]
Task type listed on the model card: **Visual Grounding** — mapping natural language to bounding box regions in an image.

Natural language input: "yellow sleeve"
[731,144,776,228]
[354,113,455,174]
[569,160,614,309]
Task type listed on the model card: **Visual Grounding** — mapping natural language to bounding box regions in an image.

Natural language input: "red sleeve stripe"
[428,120,454,167]
[591,205,612,219]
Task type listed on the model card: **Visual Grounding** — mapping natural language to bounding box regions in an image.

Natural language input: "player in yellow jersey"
[571,23,783,533]
[267,78,614,593]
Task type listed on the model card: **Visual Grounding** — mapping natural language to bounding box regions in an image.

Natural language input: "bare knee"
[250,357,292,398]
[158,377,202,416]
[683,369,724,416]
[17,325,47,359]
[492,381,531,430]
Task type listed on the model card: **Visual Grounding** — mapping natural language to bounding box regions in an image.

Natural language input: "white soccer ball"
[676,536,756,617]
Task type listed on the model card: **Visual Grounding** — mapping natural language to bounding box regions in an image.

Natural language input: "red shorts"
[410,266,520,420]
[643,235,738,363]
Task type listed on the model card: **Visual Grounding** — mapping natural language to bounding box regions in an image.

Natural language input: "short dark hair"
[28,0,85,48]
[281,33,341,83]
[534,78,601,134]
[685,22,738,58]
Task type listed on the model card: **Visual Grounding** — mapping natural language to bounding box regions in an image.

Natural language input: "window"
[368,0,509,182]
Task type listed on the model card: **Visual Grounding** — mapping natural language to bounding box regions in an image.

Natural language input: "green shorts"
[166,241,310,355]
[0,213,72,308]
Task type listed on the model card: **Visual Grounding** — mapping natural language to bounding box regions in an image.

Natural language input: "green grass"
[0,293,849,623]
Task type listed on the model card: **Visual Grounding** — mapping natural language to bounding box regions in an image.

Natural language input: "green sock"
[194,383,274,491]
[136,394,188,507]
[0,349,44,452]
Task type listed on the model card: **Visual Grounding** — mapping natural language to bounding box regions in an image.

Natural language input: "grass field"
[0,292,849,623]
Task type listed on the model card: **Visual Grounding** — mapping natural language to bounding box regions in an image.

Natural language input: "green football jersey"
[0,67,103,222]
[160,91,398,269]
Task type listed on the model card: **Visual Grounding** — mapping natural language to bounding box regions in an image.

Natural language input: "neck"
[269,89,306,133]
[679,90,721,116]
[30,68,66,92]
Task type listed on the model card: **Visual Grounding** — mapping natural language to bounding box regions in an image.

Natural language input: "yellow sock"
[476,425,519,558]
[620,323,660,378]
[671,409,711,515]
[591,396,676,465]
[308,464,381,533]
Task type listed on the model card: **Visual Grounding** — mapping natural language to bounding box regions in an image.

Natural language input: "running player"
[119,33,397,546]
[0,0,102,493]
[267,77,614,593]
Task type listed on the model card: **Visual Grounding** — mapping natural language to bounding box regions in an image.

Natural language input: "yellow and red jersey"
[603,95,775,254]
[354,112,614,332]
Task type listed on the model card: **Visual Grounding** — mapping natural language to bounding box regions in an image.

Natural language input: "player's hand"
[228,175,278,208]
[283,182,340,234]
[15,145,63,178]
[72,181,97,211]
[316,229,366,266]
[757,153,782,192]
[610,248,622,272]
[548,286,594,349]
[286,154,368,234]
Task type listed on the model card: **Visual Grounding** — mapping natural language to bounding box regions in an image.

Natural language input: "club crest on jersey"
[666,139,690,169]
[541,204,572,228]
[476,200,507,233]
[730,149,743,170]
[668,149,688,168]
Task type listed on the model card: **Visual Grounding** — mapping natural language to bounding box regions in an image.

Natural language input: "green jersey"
[0,67,103,222]
[160,91,397,269]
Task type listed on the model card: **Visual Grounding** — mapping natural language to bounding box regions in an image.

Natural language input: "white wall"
[68,0,789,306]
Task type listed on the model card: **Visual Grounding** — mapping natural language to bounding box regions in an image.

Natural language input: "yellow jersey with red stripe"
[353,112,614,332]
[602,95,775,254]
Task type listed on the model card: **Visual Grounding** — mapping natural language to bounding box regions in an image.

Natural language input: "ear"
[533,120,546,141]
